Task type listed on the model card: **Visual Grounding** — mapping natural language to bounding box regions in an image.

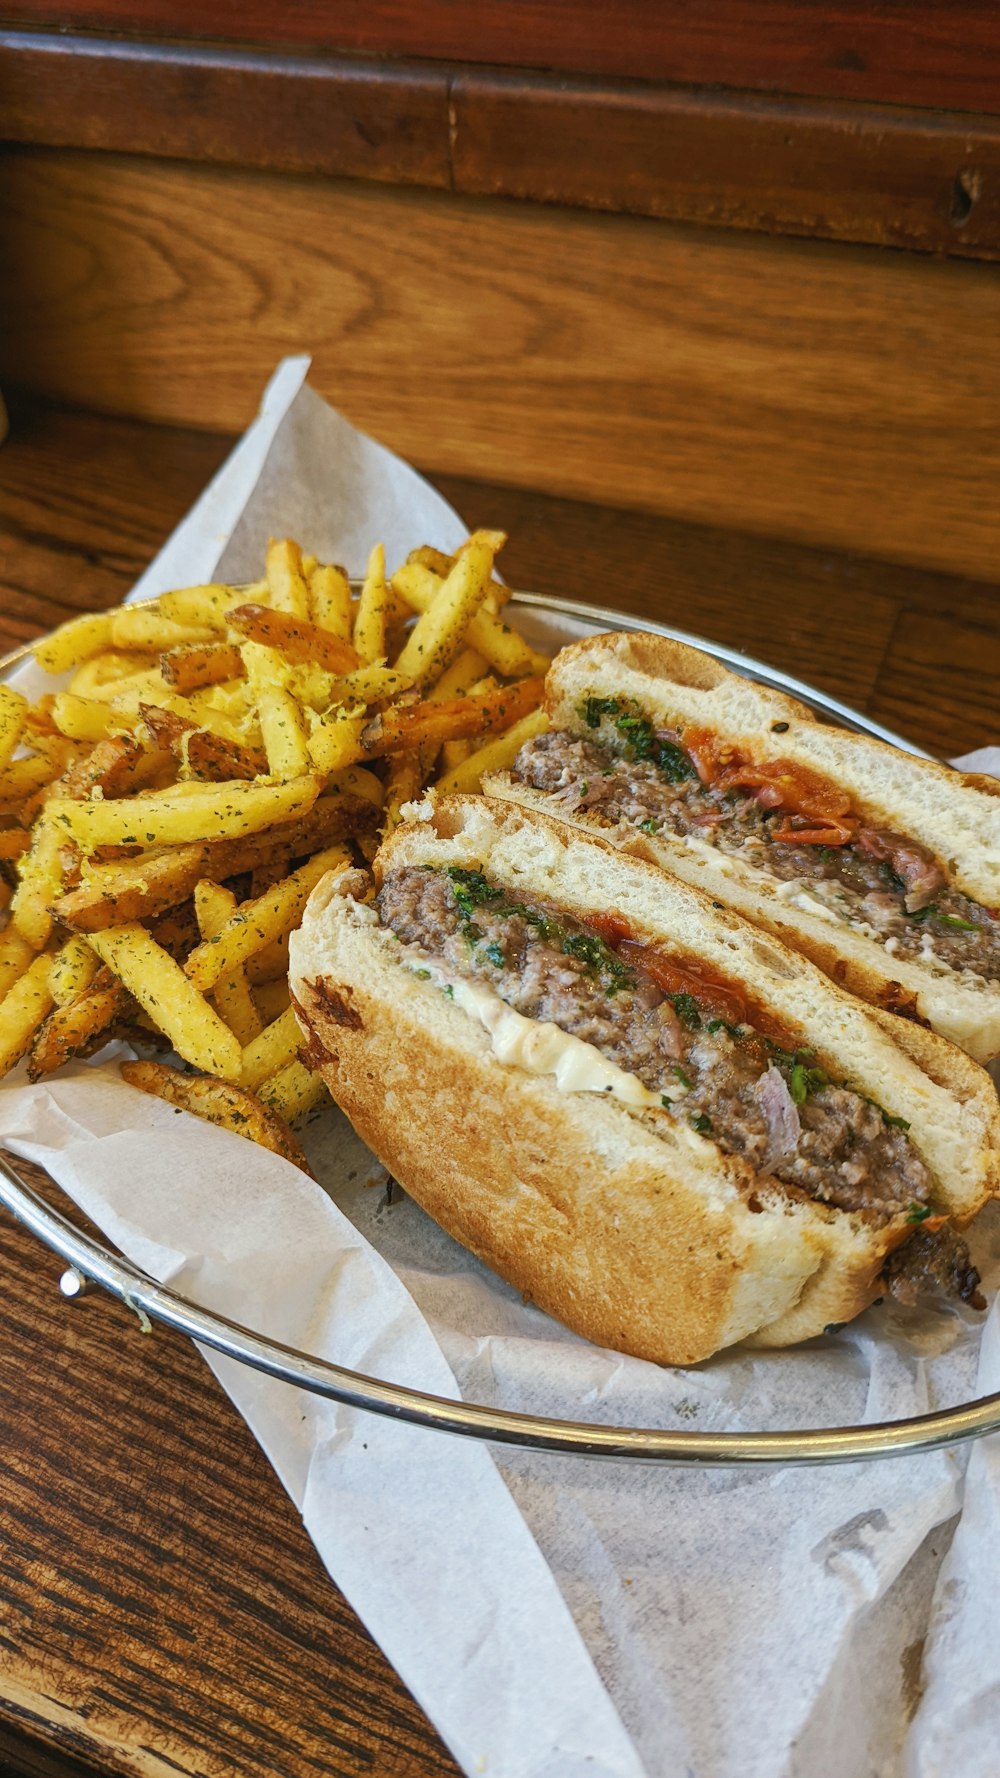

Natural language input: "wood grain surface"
[3,32,999,258]
[2,150,1000,582]
[2,0,1000,112]
[452,72,1000,259]
[1,394,999,1776]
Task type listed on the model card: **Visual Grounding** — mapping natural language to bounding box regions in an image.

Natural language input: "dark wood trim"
[0,31,451,187]
[452,73,1000,259]
[1,1,1000,113]
[3,31,1000,257]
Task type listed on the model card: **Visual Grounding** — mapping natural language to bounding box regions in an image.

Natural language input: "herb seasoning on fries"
[0,533,548,1170]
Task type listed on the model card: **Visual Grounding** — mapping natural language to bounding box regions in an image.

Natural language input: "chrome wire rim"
[5,594,983,1468]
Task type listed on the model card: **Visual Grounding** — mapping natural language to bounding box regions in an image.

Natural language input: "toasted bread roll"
[289,798,999,1367]
[484,631,1000,1063]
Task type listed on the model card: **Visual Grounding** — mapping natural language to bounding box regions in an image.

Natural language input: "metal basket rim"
[7,592,996,1471]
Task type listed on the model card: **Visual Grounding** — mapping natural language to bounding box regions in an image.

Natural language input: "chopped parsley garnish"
[639,818,661,834]
[448,867,500,920]
[579,695,696,783]
[907,1201,932,1223]
[669,992,702,1030]
[672,1064,692,1089]
[689,1112,713,1135]
[446,866,636,994]
[909,904,977,931]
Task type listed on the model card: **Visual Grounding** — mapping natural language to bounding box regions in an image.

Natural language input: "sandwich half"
[484,631,1000,1063]
[289,797,999,1367]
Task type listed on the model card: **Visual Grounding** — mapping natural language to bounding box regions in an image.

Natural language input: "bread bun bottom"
[289,799,1000,1367]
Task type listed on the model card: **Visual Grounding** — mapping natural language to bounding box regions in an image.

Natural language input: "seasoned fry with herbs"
[0,529,546,1170]
[120,1060,313,1175]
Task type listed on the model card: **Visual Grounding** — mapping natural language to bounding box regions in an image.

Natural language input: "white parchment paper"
[3,360,999,1778]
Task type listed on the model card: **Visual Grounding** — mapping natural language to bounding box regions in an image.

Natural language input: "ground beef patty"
[376,864,981,1306]
[511,727,1000,983]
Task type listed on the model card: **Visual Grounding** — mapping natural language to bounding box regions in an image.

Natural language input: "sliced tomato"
[769,816,855,846]
[617,941,748,1026]
[587,910,633,948]
[680,725,728,786]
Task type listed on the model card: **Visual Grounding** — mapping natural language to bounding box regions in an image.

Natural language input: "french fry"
[251,976,291,1022]
[425,645,490,701]
[435,706,549,795]
[160,642,245,694]
[110,607,218,651]
[48,773,321,850]
[266,538,310,619]
[120,1060,313,1175]
[27,966,129,1080]
[194,878,263,1046]
[245,935,290,984]
[67,652,158,700]
[58,733,147,802]
[392,531,499,688]
[185,843,351,992]
[88,924,242,1079]
[257,685,310,779]
[325,665,412,707]
[138,704,267,783]
[382,751,427,834]
[307,705,366,774]
[353,543,394,664]
[308,563,353,638]
[10,812,63,949]
[50,692,118,743]
[258,1058,327,1124]
[0,686,28,772]
[0,950,55,1079]
[158,584,240,632]
[393,563,550,678]
[49,932,102,1007]
[0,754,66,812]
[34,610,114,674]
[0,927,36,999]
[362,675,545,759]
[230,604,360,675]
[240,1005,301,1088]
[55,791,372,931]
[11,530,556,1153]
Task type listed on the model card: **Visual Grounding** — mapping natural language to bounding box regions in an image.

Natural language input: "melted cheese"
[408,957,684,1109]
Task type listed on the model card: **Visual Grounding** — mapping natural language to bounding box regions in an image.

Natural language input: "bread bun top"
[542,631,1000,909]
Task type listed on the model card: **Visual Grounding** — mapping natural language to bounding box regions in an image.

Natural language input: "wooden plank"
[0,1167,458,1778]
[3,33,999,258]
[452,73,1000,260]
[869,610,1000,759]
[1,1,1000,112]
[2,149,999,581]
[0,32,451,189]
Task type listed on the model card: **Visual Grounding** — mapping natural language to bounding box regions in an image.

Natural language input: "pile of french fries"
[0,533,549,1172]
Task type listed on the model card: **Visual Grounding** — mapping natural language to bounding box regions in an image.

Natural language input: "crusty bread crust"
[484,630,1000,1062]
[289,798,1000,1366]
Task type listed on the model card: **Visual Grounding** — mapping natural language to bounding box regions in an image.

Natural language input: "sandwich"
[289,796,1000,1366]
[483,631,1000,1064]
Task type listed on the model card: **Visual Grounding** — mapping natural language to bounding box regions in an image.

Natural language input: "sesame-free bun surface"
[484,630,1000,1063]
[289,799,999,1367]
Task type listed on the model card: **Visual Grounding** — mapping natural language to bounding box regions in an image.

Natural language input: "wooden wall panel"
[4,34,999,258]
[2,1,1000,112]
[1,148,998,582]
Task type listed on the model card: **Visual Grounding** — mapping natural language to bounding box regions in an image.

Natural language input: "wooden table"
[1,392,998,1778]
